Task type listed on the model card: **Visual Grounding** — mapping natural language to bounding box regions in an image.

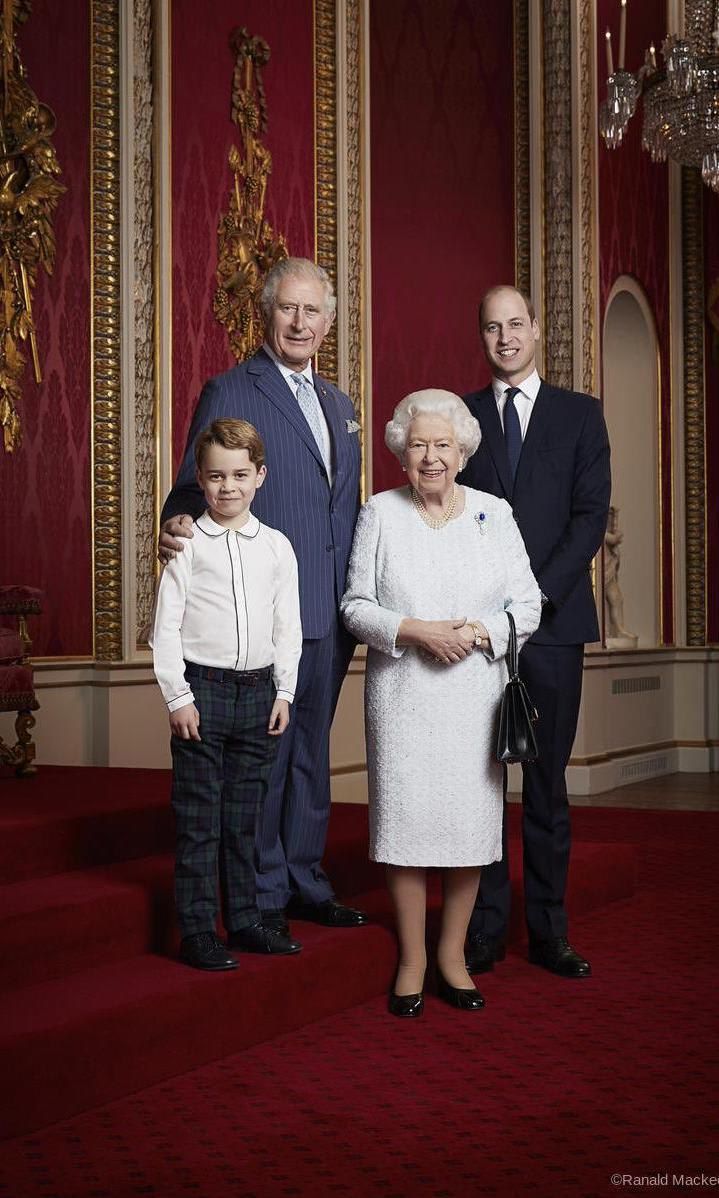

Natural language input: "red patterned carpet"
[0,768,716,1197]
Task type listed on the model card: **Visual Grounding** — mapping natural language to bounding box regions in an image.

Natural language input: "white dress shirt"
[492,368,541,440]
[262,341,334,483]
[150,511,302,712]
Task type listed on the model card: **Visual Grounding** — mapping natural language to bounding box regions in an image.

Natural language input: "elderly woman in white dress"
[341,390,541,1017]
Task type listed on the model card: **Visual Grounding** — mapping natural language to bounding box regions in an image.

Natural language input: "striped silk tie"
[291,373,330,474]
[503,386,522,483]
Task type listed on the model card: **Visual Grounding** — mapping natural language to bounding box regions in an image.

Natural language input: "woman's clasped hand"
[400,617,486,663]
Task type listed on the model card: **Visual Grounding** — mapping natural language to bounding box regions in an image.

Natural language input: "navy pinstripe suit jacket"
[162,349,361,640]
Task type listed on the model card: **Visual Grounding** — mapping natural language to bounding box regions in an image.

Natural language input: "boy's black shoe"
[228,922,302,955]
[179,932,239,971]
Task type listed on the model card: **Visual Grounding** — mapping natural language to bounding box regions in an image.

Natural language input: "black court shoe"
[436,971,485,1010]
[388,990,424,1018]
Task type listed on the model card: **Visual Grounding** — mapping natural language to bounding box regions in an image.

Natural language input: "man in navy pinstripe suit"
[160,258,367,939]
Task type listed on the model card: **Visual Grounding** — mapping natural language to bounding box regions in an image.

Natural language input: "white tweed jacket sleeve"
[340,499,406,658]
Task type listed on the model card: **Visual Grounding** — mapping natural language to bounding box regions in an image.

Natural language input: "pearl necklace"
[410,484,457,529]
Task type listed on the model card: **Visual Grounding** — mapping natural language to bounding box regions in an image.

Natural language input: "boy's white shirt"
[150,510,302,712]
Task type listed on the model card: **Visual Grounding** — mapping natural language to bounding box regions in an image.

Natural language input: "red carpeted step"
[0,836,637,1138]
[1,820,716,1198]
[0,768,383,888]
[0,835,637,992]
[0,913,398,1140]
[0,768,173,883]
[0,855,175,990]
[0,767,641,1139]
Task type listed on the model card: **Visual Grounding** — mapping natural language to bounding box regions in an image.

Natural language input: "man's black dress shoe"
[228,922,302,955]
[528,936,592,978]
[465,932,506,975]
[388,991,424,1018]
[179,932,238,972]
[286,899,368,927]
[437,971,485,1010]
[261,909,290,936]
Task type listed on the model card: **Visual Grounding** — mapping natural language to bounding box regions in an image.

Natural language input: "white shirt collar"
[492,368,541,405]
[262,341,313,387]
[197,510,261,539]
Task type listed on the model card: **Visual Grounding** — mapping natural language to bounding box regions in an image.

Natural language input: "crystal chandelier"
[599,0,719,193]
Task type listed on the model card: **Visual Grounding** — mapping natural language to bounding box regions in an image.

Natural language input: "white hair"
[260,257,337,321]
[385,389,481,464]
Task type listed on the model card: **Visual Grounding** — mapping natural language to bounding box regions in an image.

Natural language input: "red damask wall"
[369,0,515,493]
[0,0,92,657]
[705,190,719,643]
[597,0,673,643]
[171,0,315,472]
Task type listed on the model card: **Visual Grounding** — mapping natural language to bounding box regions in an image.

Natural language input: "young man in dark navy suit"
[460,285,610,978]
[159,259,367,948]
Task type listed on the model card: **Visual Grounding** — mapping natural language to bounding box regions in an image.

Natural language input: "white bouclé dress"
[340,486,541,867]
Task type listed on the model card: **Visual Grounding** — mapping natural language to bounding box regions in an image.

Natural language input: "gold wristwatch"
[468,621,485,647]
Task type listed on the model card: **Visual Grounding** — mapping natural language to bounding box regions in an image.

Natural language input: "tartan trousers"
[170,664,279,938]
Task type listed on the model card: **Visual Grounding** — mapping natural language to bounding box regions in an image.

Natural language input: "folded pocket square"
[346,419,361,434]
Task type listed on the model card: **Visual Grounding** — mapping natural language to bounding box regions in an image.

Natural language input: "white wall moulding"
[29,647,717,795]
[569,645,719,792]
[31,650,372,799]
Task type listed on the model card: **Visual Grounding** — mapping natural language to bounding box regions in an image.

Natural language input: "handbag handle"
[505,609,539,724]
[506,610,519,680]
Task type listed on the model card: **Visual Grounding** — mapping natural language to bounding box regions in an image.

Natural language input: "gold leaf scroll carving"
[0,0,64,452]
[213,27,288,361]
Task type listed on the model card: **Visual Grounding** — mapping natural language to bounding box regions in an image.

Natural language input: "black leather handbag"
[496,611,539,764]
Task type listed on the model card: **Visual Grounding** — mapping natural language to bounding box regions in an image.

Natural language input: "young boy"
[151,418,303,970]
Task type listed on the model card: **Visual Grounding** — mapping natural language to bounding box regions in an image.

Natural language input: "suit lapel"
[248,349,326,470]
[477,389,514,499]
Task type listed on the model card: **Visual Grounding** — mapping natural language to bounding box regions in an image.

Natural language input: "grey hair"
[385,389,481,464]
[260,257,337,321]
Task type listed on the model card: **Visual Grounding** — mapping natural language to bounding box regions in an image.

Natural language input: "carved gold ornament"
[0,0,64,452]
[213,27,288,361]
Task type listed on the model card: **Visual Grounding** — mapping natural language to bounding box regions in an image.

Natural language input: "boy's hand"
[159,514,194,565]
[170,704,201,741]
[268,698,290,736]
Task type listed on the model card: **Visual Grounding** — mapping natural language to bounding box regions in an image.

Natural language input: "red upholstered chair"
[0,585,42,776]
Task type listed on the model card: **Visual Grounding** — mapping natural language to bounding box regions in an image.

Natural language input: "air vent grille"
[612,676,661,696]
[620,755,668,779]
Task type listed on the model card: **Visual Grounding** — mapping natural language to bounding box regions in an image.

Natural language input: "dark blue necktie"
[503,386,522,482]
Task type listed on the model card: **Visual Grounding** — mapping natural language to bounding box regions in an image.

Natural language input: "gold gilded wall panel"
[315,0,338,384]
[343,0,364,431]
[134,0,158,648]
[91,0,122,661]
[682,167,706,646]
[577,0,597,396]
[542,0,573,388]
[513,0,531,296]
